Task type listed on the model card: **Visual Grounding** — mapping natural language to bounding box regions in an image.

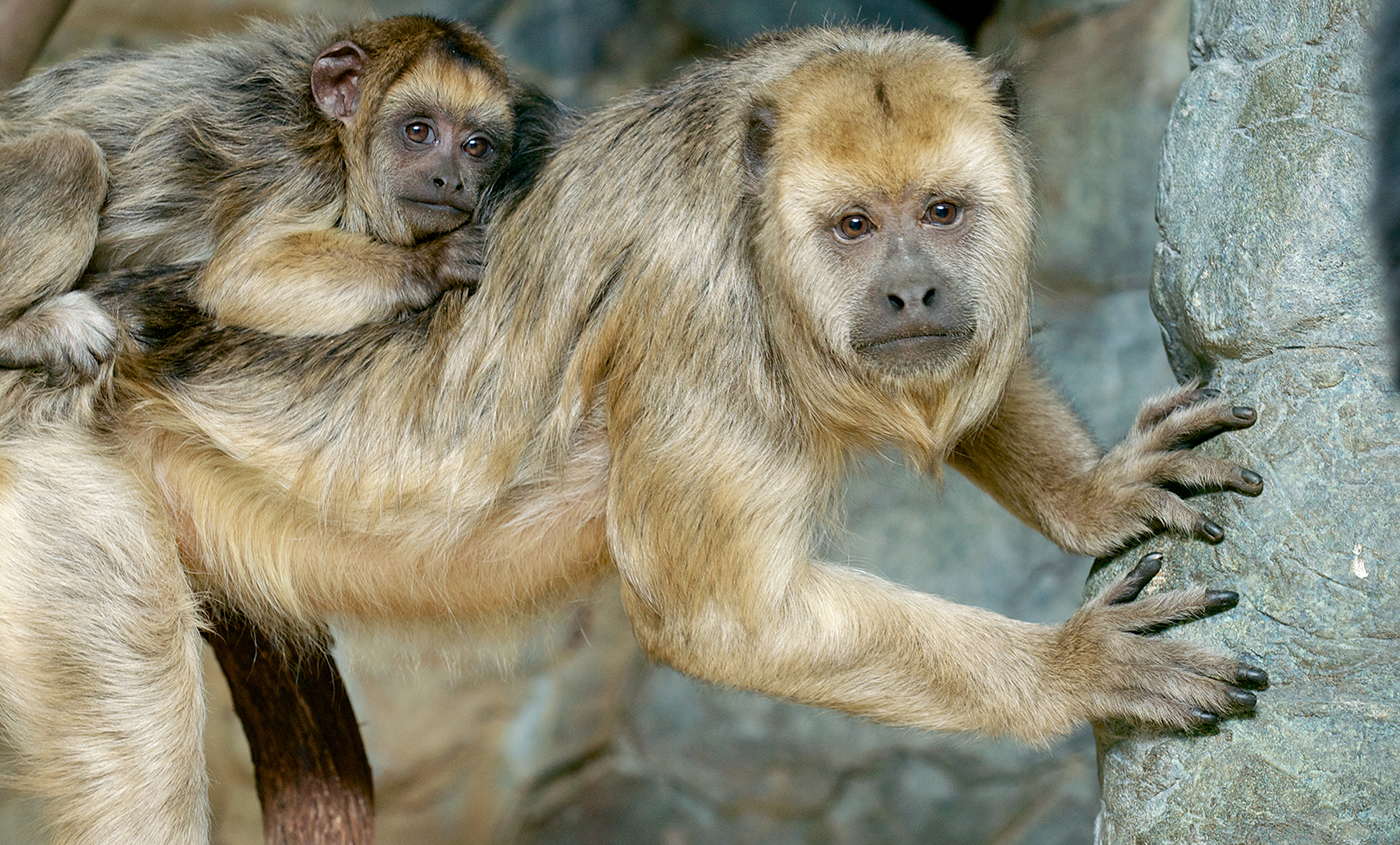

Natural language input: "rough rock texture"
[1088,0,1400,841]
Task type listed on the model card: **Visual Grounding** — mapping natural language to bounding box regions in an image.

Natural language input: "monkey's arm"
[609,423,1264,737]
[948,359,1262,558]
[0,129,118,380]
[198,223,481,336]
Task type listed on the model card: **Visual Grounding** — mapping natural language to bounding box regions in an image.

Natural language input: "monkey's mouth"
[853,328,975,368]
[404,199,473,217]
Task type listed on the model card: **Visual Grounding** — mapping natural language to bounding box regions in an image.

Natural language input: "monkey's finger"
[1101,553,1163,605]
[1151,452,1265,499]
[1135,396,1258,451]
[1131,383,1215,429]
[1100,586,1239,634]
[1128,485,1236,545]
[1104,684,1255,734]
[1088,639,1268,730]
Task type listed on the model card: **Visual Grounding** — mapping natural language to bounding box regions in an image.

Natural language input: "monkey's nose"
[885,285,938,312]
[432,176,465,192]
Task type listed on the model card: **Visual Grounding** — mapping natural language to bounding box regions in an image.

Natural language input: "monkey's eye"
[835,213,875,241]
[464,135,494,159]
[404,121,437,144]
[924,200,962,226]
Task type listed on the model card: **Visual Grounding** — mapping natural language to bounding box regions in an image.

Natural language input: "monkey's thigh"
[0,129,107,305]
[0,422,209,845]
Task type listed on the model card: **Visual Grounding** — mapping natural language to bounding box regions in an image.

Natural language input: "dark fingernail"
[1111,553,1164,604]
[1191,709,1221,726]
[1228,688,1257,709]
[1237,666,1270,689]
[1199,519,1225,543]
[1232,406,1256,422]
[1133,552,1164,578]
[1204,590,1239,611]
[1240,469,1263,486]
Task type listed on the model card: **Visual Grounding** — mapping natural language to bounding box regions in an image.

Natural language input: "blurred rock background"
[0,0,1197,841]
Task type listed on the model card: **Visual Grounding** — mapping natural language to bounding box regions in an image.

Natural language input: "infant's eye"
[404,121,436,144]
[836,213,874,241]
[464,135,494,158]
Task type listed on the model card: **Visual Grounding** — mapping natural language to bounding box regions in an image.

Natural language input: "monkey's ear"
[987,66,1019,130]
[312,40,369,123]
[743,102,777,189]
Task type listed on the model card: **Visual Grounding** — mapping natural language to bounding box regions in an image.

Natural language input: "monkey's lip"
[855,328,974,353]
[402,199,473,217]
[854,329,975,367]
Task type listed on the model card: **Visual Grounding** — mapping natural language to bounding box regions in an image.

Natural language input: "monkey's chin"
[853,331,975,375]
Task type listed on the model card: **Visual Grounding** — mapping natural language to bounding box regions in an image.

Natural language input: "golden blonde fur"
[0,26,1265,843]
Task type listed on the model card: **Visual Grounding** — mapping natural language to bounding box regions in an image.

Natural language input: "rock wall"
[0,0,1229,842]
[1089,0,1400,841]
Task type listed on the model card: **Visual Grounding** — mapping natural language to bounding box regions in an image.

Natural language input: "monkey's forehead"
[765,55,1021,199]
[381,54,514,125]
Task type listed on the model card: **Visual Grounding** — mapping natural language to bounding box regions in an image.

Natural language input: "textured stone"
[1090,0,1400,841]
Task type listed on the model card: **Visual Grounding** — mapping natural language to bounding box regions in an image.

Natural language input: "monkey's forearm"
[0,129,119,379]
[950,362,1262,557]
[199,226,477,335]
[621,552,1259,738]
[948,360,1102,539]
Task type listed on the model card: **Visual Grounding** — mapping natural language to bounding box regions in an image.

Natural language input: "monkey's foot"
[0,291,119,382]
[1054,384,1263,557]
[1055,553,1268,733]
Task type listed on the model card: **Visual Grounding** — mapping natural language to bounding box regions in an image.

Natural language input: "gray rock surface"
[1089,0,1400,841]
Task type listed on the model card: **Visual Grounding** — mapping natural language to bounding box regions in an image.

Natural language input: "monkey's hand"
[1053,552,1268,732]
[1050,385,1263,557]
[0,291,119,383]
[420,223,486,296]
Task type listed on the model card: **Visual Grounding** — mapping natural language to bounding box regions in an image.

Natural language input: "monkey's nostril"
[887,294,905,311]
[433,177,446,188]
[922,288,937,308]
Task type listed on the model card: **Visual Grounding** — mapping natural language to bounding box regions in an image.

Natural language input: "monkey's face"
[362,55,515,243]
[748,47,1033,381]
[822,190,978,371]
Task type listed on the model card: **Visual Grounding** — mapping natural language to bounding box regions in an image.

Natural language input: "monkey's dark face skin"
[379,103,503,238]
[353,53,516,244]
[832,191,978,372]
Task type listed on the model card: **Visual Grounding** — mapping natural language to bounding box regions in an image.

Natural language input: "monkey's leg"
[203,610,374,845]
[0,429,208,844]
[0,129,117,380]
[949,360,1263,558]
